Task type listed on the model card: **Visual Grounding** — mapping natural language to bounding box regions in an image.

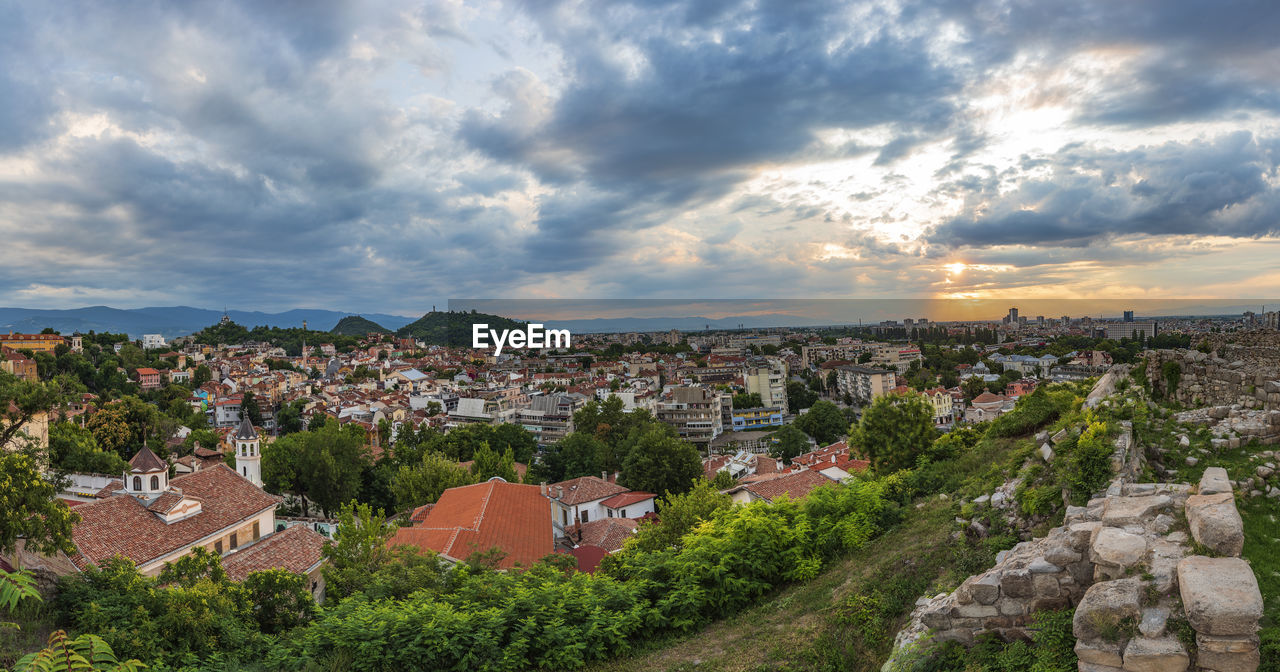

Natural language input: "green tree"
[48,422,129,475]
[850,393,936,473]
[490,423,537,465]
[710,469,736,490]
[157,545,227,587]
[192,364,211,388]
[769,424,811,465]
[785,381,817,413]
[470,443,518,482]
[323,502,396,600]
[241,391,263,426]
[795,399,847,445]
[0,371,64,450]
[391,451,477,511]
[241,568,317,634]
[628,480,732,553]
[731,392,763,409]
[0,452,79,559]
[619,427,703,496]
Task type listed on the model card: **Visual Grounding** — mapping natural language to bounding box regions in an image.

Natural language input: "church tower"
[234,415,262,487]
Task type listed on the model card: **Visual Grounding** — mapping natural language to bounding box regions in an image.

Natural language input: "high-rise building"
[1005,307,1019,325]
[1123,310,1135,323]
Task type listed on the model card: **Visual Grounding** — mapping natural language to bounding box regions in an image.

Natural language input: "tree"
[769,424,811,464]
[619,427,703,496]
[470,443,518,482]
[710,469,735,490]
[627,480,732,553]
[323,502,396,600]
[795,400,847,445]
[392,451,477,511]
[850,393,936,473]
[0,451,79,558]
[275,399,306,435]
[241,568,316,634]
[300,421,370,518]
[14,631,146,672]
[490,423,537,465]
[157,546,227,587]
[0,371,64,450]
[241,391,263,426]
[731,392,763,409]
[785,381,817,413]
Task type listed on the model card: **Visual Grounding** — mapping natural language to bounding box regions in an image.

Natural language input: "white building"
[142,334,167,350]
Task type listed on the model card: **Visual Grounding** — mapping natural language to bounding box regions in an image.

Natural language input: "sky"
[2,0,1279,316]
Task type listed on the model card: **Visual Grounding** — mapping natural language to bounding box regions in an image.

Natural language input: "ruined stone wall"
[1145,348,1280,412]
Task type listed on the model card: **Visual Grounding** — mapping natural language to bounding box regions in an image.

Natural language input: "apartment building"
[743,360,788,410]
[834,365,897,405]
[516,394,583,445]
[656,386,725,447]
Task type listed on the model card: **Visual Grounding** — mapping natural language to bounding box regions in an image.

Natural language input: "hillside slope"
[331,315,390,336]
[396,310,526,346]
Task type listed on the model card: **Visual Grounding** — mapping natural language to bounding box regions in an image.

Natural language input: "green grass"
[1240,496,1280,672]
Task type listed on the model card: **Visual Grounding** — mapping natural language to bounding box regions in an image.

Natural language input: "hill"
[0,305,416,339]
[331,315,390,336]
[396,310,526,346]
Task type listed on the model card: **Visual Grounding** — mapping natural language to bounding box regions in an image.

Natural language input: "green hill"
[331,315,390,336]
[395,310,525,346]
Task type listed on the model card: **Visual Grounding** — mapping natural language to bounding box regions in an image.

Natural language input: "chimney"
[555,486,564,500]
[601,470,608,481]
[540,481,547,496]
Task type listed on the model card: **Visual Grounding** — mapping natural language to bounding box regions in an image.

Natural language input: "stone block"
[1028,557,1062,574]
[953,603,998,618]
[999,598,1028,616]
[1199,466,1232,494]
[1075,639,1123,667]
[1195,634,1260,672]
[1078,663,1124,672]
[1138,607,1168,638]
[1177,556,1263,636]
[1073,578,1141,641]
[1091,527,1148,568]
[1032,573,1061,598]
[933,628,974,645]
[1185,492,1245,557]
[1046,544,1082,566]
[1001,568,1034,598]
[1070,521,1102,549]
[1120,636,1188,672]
[1102,495,1172,527]
[971,573,1001,605]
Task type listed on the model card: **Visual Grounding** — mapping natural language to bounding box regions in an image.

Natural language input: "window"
[580,511,589,524]
[214,540,223,554]
[230,533,238,549]
[620,509,627,518]
[150,476,159,490]
[562,509,568,526]
[132,476,141,491]
[243,466,247,477]
[607,509,613,518]
[252,521,260,540]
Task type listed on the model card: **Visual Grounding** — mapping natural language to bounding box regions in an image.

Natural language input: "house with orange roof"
[725,469,835,505]
[135,367,162,390]
[387,479,554,569]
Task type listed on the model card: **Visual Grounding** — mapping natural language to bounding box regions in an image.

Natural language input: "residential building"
[135,367,162,390]
[834,365,897,404]
[743,361,788,409]
[966,391,1015,423]
[655,386,725,446]
[919,386,954,425]
[730,406,785,430]
[548,475,629,533]
[725,469,833,504]
[1102,322,1157,340]
[515,394,580,445]
[0,347,37,381]
[388,479,553,570]
[142,334,167,350]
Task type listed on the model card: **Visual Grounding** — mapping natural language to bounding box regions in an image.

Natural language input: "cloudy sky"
[2,0,1279,316]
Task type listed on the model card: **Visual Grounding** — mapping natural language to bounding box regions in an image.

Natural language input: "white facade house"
[142,334,167,350]
[233,416,262,487]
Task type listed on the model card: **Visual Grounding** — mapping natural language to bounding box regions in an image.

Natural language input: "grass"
[0,597,60,670]
[1240,496,1280,672]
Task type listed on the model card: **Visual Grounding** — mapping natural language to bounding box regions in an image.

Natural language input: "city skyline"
[3,1,1280,313]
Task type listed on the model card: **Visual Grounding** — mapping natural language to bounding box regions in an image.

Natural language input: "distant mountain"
[0,306,417,339]
[331,315,390,336]
[397,310,526,346]
[537,313,836,334]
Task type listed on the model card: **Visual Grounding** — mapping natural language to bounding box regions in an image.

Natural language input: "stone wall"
[887,468,1264,672]
[1145,349,1280,413]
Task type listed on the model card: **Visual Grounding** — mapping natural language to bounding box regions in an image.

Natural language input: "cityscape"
[2,0,1279,671]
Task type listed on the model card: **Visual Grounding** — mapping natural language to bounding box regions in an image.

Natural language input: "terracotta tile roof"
[135,368,160,376]
[754,456,780,475]
[569,545,608,574]
[146,491,189,513]
[128,445,167,473]
[409,503,434,523]
[599,492,655,510]
[549,475,628,506]
[222,525,327,581]
[563,517,638,553]
[388,480,552,569]
[70,464,280,570]
[744,469,833,502]
[94,480,123,498]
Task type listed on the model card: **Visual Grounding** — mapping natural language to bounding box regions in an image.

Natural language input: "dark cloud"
[930,132,1280,247]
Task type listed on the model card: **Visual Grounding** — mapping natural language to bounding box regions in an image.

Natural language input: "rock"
[969,519,988,536]
[1178,557,1264,636]
[1179,434,1190,447]
[1138,607,1169,637]
[995,550,1009,564]
[1051,428,1070,444]
[974,494,991,504]
[1035,430,1050,443]
[1257,465,1274,479]
[1075,639,1124,668]
[1151,514,1174,534]
[971,573,1001,605]
[1091,527,1148,569]
[1073,578,1141,641]
[1044,544,1082,566]
[1032,573,1060,598]
[1101,495,1171,526]
[1027,557,1061,574]
[1185,492,1245,557]
[1195,633,1261,672]
[1001,569,1033,598]
[1039,443,1054,462]
[1120,636,1188,672]
[1185,456,1198,467]
[953,603,998,618]
[1199,466,1232,495]
[990,490,1008,507]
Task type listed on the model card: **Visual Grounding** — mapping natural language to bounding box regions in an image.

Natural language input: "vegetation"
[330,315,390,336]
[851,393,937,473]
[395,310,526,346]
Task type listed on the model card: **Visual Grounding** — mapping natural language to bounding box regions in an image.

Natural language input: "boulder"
[1257,465,1274,479]
[1101,495,1171,527]
[1044,544,1081,566]
[1027,557,1061,574]
[1184,456,1198,467]
[1185,492,1245,557]
[1198,466,1232,495]
[1073,578,1141,641]
[1091,527,1148,569]
[1120,636,1188,672]
[1039,443,1054,462]
[1074,639,1123,668]
[1177,557,1263,636]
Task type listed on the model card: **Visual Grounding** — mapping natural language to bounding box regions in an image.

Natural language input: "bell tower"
[234,414,262,487]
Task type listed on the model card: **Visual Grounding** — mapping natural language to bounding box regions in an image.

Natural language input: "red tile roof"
[599,491,656,510]
[569,545,608,574]
[743,469,833,502]
[564,517,638,553]
[222,525,327,581]
[69,464,279,570]
[549,475,628,506]
[388,480,552,569]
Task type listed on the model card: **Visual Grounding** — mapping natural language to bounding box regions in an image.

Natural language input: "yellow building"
[920,387,954,425]
[0,332,66,353]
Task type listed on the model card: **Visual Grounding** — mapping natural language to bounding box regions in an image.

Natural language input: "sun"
[945,262,967,275]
